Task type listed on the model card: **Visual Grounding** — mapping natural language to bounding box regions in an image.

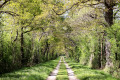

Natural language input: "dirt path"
[46,57,62,80]
[63,57,79,80]
[47,56,79,80]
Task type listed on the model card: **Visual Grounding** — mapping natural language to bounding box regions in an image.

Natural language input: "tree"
[52,0,120,71]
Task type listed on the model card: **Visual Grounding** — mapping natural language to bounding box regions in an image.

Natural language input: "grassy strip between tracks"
[56,60,68,80]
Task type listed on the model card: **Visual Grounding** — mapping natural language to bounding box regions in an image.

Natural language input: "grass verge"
[0,57,60,80]
[56,60,68,80]
[65,58,119,80]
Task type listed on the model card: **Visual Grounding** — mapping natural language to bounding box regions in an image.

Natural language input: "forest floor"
[0,56,119,80]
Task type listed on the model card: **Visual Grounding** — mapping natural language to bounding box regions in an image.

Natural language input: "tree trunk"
[105,38,113,68]
[51,50,54,59]
[104,0,114,69]
[100,33,104,69]
[114,32,119,60]
[98,36,102,69]
[104,8,113,26]
[42,39,49,61]
[46,39,49,61]
[21,27,24,66]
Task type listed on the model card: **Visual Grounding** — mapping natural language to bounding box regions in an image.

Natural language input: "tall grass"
[65,58,119,80]
[0,57,60,80]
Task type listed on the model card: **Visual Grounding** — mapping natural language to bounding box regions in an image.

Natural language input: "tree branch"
[39,32,45,41]
[0,11,19,16]
[53,2,80,15]
[13,29,18,42]
[24,27,44,33]
[0,0,10,8]
[52,1,104,15]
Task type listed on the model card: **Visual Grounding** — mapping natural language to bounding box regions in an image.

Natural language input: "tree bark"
[51,50,54,59]
[98,36,101,68]
[114,32,119,61]
[42,39,49,61]
[105,38,113,68]
[104,0,114,69]
[100,33,104,69]
[46,39,49,61]
[104,4,113,26]
[21,27,24,66]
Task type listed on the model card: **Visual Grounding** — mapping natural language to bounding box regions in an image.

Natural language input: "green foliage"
[0,0,120,79]
[0,0,63,74]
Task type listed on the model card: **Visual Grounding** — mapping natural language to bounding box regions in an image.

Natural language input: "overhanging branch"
[0,11,19,16]
[0,0,10,8]
[53,2,80,15]
[24,27,44,34]
[52,1,104,15]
